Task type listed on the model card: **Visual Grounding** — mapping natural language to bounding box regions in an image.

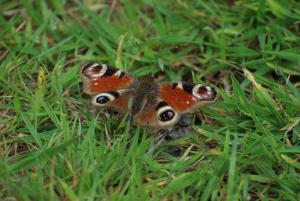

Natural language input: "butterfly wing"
[80,63,138,113]
[133,82,217,129]
[159,82,217,113]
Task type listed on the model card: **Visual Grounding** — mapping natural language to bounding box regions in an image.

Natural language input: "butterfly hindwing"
[133,100,182,129]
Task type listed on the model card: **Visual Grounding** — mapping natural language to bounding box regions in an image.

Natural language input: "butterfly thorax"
[131,79,158,118]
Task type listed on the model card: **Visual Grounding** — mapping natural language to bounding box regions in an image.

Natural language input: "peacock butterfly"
[80,63,217,130]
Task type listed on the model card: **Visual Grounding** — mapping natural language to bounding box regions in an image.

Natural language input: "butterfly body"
[130,77,158,118]
[80,63,217,130]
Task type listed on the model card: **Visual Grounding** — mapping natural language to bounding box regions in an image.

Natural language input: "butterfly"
[80,63,217,130]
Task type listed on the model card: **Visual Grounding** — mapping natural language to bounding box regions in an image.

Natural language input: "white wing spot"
[192,84,202,99]
[88,63,107,78]
[206,86,213,95]
[114,70,122,77]
[177,81,183,89]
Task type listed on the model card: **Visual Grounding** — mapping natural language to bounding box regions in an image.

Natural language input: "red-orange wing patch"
[85,75,134,94]
[133,109,157,127]
[159,84,198,113]
[80,63,137,94]
[107,93,132,113]
[159,83,217,113]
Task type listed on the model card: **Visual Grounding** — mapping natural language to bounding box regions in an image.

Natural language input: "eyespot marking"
[192,84,217,101]
[159,110,175,122]
[92,91,120,106]
[157,105,179,127]
[96,96,110,104]
[81,63,100,76]
[81,63,108,78]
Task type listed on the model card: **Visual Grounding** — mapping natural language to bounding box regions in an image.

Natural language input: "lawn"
[1,0,300,200]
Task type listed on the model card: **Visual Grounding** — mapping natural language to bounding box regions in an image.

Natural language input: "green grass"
[1,0,300,200]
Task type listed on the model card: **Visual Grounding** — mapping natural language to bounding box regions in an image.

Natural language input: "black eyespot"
[96,96,110,104]
[159,110,175,122]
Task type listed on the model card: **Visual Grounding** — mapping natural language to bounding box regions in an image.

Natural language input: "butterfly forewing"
[80,63,138,94]
[159,82,217,113]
